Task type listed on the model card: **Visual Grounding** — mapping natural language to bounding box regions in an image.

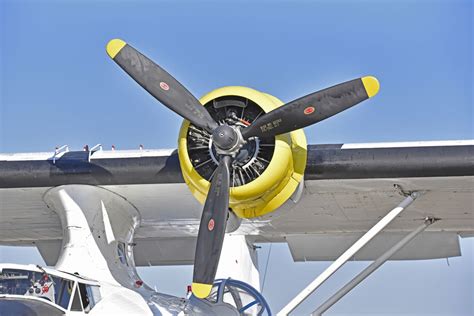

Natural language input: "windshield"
[0,268,73,309]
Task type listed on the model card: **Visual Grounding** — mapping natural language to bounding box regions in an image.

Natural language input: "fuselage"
[0,263,268,315]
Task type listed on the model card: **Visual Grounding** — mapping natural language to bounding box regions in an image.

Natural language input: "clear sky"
[0,0,472,315]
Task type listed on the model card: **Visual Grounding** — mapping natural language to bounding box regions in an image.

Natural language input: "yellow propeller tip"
[191,282,213,299]
[106,39,127,59]
[361,76,380,98]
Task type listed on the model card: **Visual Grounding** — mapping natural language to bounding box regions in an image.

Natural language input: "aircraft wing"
[0,140,472,265]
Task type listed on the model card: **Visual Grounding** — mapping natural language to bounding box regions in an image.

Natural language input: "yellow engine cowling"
[178,86,307,219]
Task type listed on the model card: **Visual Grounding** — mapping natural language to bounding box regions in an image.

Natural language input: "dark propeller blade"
[241,76,379,139]
[106,39,218,132]
[192,155,231,298]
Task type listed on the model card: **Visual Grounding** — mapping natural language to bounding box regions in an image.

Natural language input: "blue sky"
[0,0,472,314]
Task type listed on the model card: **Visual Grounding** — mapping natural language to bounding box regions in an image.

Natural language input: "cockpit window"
[85,284,101,311]
[0,269,56,303]
[0,268,99,312]
[70,285,83,311]
[56,278,74,309]
[78,282,89,311]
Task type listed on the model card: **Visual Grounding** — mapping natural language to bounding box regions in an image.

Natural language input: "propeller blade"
[241,76,379,139]
[192,155,232,298]
[106,39,218,132]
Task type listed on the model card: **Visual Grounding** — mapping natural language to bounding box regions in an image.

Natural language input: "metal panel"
[286,231,461,261]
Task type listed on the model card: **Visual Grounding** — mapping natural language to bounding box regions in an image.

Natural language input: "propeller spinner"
[106,39,380,299]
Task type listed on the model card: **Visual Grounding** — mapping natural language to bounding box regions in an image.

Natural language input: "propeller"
[192,155,231,298]
[241,77,379,139]
[106,39,218,133]
[106,39,380,299]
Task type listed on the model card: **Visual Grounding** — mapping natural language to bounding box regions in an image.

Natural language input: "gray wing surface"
[1,141,472,264]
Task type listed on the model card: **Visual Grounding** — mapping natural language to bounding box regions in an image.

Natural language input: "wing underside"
[0,141,472,264]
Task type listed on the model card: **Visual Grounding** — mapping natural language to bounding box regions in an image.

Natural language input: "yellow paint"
[361,76,380,98]
[106,39,127,59]
[192,282,212,299]
[178,86,307,219]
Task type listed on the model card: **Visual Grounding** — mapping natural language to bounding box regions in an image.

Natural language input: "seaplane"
[0,39,472,315]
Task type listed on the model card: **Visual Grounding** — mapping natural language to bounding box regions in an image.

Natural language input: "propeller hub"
[211,125,242,154]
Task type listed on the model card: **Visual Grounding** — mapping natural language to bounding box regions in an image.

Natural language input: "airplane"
[0,39,472,315]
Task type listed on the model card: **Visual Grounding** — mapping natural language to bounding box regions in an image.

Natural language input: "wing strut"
[278,191,423,315]
[312,216,437,315]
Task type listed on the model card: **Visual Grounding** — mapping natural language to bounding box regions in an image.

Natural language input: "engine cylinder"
[178,86,307,218]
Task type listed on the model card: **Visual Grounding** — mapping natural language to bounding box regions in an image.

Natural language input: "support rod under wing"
[312,217,437,316]
[277,192,420,315]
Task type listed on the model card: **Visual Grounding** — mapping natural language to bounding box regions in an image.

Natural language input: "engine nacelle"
[178,86,307,219]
